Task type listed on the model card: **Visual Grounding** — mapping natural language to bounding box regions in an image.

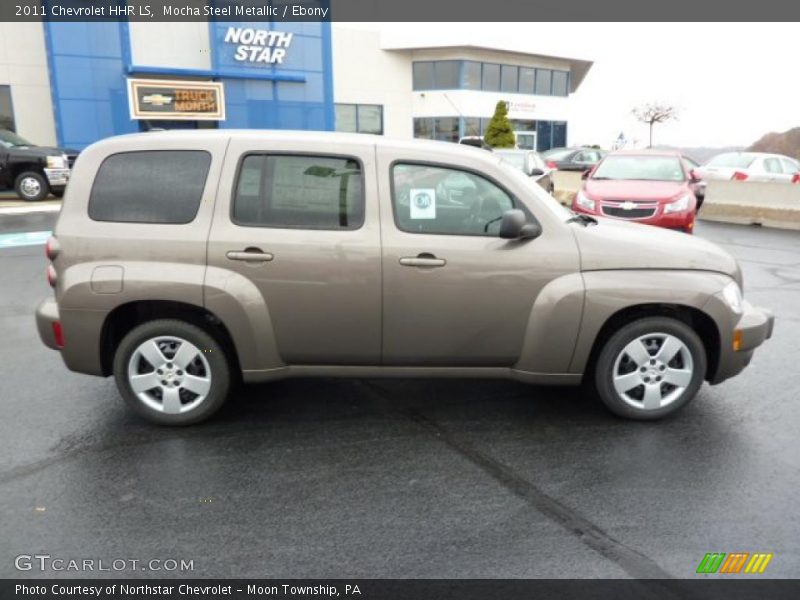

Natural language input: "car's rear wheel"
[15,171,49,202]
[594,317,706,420]
[113,319,231,425]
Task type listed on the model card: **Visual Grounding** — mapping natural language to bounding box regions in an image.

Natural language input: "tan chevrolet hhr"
[36,131,774,425]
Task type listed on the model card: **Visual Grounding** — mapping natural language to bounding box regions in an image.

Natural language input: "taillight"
[45,236,60,260]
[792,173,800,184]
[52,321,65,348]
[47,264,57,288]
[731,171,749,181]
[546,161,557,169]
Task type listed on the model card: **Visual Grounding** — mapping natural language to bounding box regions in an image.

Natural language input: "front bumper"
[572,202,695,233]
[709,299,774,384]
[44,167,70,187]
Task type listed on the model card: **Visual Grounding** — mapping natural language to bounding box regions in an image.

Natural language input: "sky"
[342,22,797,149]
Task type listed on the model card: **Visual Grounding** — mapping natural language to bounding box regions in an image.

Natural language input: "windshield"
[542,148,573,160]
[707,153,756,168]
[592,155,685,182]
[496,158,572,221]
[0,129,34,148]
[497,152,526,170]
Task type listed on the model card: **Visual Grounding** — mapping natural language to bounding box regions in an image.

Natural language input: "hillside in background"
[747,127,800,159]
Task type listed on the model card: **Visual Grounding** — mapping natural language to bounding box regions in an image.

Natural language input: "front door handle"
[226,248,274,262]
[399,253,446,268]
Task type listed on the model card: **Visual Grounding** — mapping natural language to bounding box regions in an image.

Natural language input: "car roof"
[89,129,500,160]
[608,149,683,158]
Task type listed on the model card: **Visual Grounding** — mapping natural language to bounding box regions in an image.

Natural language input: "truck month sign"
[128,79,226,121]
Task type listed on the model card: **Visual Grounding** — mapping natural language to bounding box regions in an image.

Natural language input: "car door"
[376,147,579,367]
[206,136,382,366]
[763,157,786,182]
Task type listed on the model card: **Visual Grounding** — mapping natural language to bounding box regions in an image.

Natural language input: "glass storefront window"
[462,117,481,138]
[434,117,459,143]
[552,71,569,96]
[463,61,482,90]
[335,104,357,133]
[519,68,536,94]
[501,65,519,93]
[357,105,383,134]
[535,69,552,95]
[414,118,434,139]
[552,121,567,148]
[482,64,500,92]
[435,61,461,89]
[0,85,15,131]
[413,62,435,90]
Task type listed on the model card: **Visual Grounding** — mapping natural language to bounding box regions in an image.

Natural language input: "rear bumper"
[35,296,60,350]
[710,300,774,384]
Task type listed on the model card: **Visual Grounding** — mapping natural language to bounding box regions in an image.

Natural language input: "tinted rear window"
[89,150,211,224]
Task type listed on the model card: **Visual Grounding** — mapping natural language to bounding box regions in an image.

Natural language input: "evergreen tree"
[484,101,516,148]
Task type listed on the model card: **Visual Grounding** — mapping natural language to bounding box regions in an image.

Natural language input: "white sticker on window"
[409,188,436,220]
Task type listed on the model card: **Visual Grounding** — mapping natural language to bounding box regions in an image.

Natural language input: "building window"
[433,117,459,143]
[552,70,569,96]
[232,155,364,230]
[414,117,434,139]
[482,63,501,92]
[463,61,482,90]
[413,62,435,90]
[518,68,535,94]
[411,61,571,97]
[535,69,552,95]
[335,104,383,135]
[0,86,15,131]
[500,65,519,93]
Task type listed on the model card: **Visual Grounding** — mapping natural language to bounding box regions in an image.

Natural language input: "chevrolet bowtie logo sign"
[696,552,773,574]
[141,94,173,107]
[621,201,636,210]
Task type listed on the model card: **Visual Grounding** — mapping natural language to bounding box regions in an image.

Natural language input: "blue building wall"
[43,15,334,149]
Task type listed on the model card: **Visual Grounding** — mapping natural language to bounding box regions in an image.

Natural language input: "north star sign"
[224,27,293,65]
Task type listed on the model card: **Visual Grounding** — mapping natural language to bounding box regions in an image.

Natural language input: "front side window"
[780,158,799,174]
[764,158,782,174]
[233,155,364,230]
[89,150,211,224]
[392,163,514,236]
[0,85,14,132]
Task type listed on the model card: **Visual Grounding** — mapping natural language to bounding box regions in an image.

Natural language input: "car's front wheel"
[113,319,231,425]
[15,171,49,202]
[594,317,707,420]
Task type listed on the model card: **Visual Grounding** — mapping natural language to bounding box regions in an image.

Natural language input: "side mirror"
[581,168,592,180]
[529,167,545,177]
[499,209,542,240]
[689,169,702,183]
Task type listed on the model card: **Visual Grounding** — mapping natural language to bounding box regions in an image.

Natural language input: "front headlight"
[664,193,693,214]
[46,155,67,169]
[722,281,744,314]
[575,190,595,211]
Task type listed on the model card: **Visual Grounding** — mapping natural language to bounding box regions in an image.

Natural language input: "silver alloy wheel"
[127,336,212,414]
[20,176,42,198]
[612,332,694,411]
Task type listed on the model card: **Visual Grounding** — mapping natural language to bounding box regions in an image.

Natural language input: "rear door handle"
[226,248,274,262]
[399,253,446,268]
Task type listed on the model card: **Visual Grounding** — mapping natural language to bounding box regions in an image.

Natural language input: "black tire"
[695,194,705,211]
[14,171,49,202]
[593,317,707,420]
[50,188,65,199]
[113,319,231,425]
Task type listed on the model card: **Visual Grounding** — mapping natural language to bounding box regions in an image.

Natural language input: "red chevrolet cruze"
[572,151,700,233]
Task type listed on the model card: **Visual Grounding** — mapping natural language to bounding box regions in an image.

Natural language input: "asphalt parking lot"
[0,211,798,579]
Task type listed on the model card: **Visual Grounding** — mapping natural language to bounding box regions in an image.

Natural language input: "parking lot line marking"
[0,204,62,215]
[0,230,52,249]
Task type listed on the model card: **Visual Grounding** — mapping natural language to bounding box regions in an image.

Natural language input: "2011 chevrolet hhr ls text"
[36,131,774,425]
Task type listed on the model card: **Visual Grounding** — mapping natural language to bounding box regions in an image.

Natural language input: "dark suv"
[0,129,77,201]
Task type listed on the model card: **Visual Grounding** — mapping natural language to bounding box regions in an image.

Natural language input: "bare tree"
[632,103,678,147]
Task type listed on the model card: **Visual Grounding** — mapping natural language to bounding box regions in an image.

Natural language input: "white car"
[696,152,800,183]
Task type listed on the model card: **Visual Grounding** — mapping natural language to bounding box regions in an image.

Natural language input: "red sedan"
[572,151,700,234]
